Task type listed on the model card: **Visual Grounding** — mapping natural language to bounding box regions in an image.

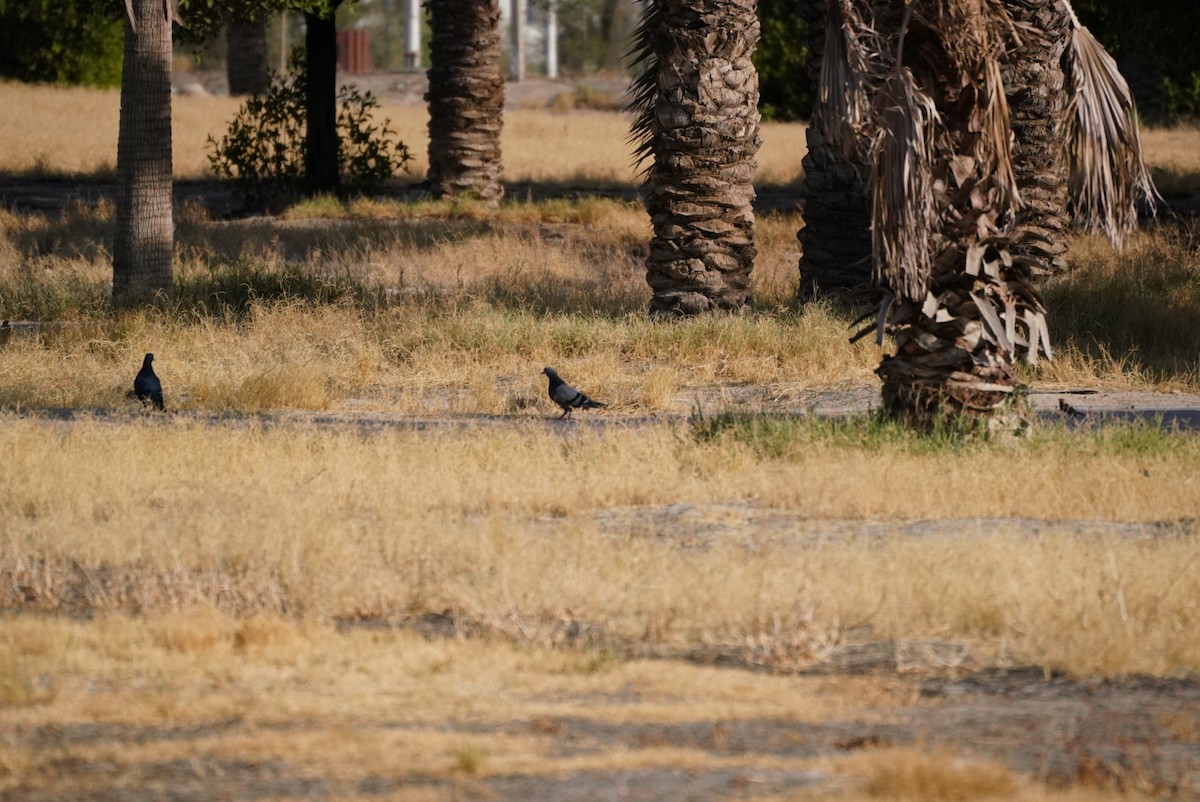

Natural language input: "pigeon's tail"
[577,396,604,410]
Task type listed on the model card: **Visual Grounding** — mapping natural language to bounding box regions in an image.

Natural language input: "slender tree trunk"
[795,0,872,301]
[426,0,505,202]
[305,6,341,195]
[600,0,635,71]
[112,0,173,307]
[1004,0,1071,279]
[639,0,761,317]
[227,15,270,97]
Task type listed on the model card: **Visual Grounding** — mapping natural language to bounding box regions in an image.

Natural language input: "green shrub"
[208,51,411,206]
[0,1,123,87]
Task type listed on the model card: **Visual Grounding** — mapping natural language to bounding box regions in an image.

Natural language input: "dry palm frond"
[870,68,940,304]
[1060,0,1159,249]
[626,0,665,173]
[818,0,882,162]
[978,57,1022,214]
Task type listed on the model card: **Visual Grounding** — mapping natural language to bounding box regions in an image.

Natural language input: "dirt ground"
[7,640,1200,801]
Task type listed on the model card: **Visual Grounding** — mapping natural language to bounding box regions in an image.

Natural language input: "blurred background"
[3,0,1198,122]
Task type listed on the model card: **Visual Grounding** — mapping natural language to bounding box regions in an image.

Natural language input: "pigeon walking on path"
[134,353,164,411]
[543,367,605,419]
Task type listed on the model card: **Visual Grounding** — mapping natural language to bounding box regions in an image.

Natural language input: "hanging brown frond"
[870,68,940,305]
[1061,0,1159,248]
[979,57,1022,213]
[626,0,665,172]
[817,0,880,162]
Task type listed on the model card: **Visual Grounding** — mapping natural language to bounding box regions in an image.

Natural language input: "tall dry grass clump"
[1039,225,1200,388]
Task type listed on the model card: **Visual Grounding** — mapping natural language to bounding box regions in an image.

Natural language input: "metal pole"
[279,10,288,72]
[509,0,526,81]
[404,0,422,69]
[546,0,558,79]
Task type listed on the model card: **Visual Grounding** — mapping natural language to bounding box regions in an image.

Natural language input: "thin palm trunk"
[630,0,762,317]
[112,0,173,307]
[795,0,872,301]
[426,0,505,203]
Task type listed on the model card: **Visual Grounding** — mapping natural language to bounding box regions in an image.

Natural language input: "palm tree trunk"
[635,0,761,317]
[1004,0,1072,279]
[112,0,173,307]
[800,0,1073,294]
[873,1,1049,427]
[795,0,872,301]
[426,0,505,202]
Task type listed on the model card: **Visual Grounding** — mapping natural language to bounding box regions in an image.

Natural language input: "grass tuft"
[854,746,1018,800]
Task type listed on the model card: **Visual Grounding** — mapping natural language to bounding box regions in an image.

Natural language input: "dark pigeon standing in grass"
[543,367,605,419]
[134,353,164,411]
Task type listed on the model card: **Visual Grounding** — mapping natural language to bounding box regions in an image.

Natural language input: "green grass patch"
[690,407,1198,461]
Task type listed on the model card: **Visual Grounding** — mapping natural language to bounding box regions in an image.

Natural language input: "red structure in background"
[336,29,371,74]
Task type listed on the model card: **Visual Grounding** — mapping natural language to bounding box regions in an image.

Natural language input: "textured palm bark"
[226,15,270,97]
[1004,0,1071,279]
[795,0,872,301]
[426,0,505,203]
[112,0,173,307]
[641,0,761,317]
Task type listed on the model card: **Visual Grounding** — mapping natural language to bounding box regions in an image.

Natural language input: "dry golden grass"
[0,80,243,178]
[0,81,807,186]
[3,418,1198,676]
[2,78,1198,802]
[0,612,1166,801]
[3,200,1197,418]
[0,199,882,413]
[1141,125,1200,197]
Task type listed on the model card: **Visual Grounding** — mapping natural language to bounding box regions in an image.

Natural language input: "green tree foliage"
[753,0,810,121]
[208,51,410,205]
[1071,0,1200,120]
[0,0,123,87]
[177,0,336,40]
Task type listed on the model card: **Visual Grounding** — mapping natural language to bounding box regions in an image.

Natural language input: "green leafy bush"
[0,1,123,87]
[1166,73,1200,121]
[208,51,410,205]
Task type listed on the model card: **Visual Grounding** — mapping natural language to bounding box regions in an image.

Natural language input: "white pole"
[546,0,558,79]
[279,11,288,72]
[405,0,422,69]
[510,0,526,81]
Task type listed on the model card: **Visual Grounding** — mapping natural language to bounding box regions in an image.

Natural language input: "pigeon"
[134,353,164,411]
[1058,398,1085,420]
[542,367,605,419]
